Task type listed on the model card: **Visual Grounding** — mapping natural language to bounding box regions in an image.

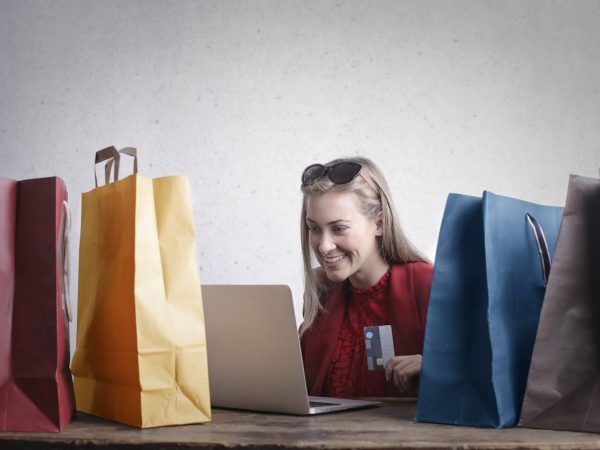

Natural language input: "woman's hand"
[384,354,422,396]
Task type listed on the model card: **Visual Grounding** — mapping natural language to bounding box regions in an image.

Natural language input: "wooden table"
[1,399,599,449]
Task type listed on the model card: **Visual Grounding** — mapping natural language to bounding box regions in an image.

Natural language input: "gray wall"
[1,0,599,347]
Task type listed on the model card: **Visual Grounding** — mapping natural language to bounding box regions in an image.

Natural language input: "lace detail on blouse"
[324,269,399,397]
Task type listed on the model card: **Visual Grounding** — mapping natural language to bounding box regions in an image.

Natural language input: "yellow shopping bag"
[71,147,211,428]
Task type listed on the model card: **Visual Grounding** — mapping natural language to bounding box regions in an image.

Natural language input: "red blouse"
[323,270,393,397]
[301,262,433,397]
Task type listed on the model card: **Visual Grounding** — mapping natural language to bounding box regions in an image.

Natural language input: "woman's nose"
[318,235,336,255]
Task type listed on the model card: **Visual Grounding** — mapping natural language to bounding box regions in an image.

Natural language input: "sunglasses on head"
[301,162,361,186]
[301,162,378,192]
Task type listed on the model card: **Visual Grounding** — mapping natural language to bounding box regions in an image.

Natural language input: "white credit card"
[364,325,395,370]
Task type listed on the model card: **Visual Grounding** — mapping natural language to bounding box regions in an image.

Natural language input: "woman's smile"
[324,254,347,265]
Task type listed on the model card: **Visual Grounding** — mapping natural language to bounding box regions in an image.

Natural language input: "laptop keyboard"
[309,400,341,407]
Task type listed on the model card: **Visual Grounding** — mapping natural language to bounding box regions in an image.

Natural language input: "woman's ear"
[375,210,384,236]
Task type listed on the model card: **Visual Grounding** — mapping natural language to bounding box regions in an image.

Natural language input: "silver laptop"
[202,285,380,415]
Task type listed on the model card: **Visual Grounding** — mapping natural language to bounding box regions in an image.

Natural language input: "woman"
[299,157,433,397]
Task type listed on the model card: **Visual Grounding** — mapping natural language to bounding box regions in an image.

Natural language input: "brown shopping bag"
[70,147,211,428]
[519,174,600,432]
[0,176,74,431]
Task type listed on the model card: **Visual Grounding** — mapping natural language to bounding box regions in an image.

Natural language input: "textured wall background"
[1,0,599,350]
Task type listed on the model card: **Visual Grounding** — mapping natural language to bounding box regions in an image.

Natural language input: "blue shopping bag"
[415,191,563,428]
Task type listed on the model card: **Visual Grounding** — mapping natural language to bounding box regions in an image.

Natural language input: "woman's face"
[305,189,384,287]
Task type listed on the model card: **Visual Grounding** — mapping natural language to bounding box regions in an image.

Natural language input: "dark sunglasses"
[301,162,363,186]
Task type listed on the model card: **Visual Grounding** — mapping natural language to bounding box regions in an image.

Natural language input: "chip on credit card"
[364,325,395,370]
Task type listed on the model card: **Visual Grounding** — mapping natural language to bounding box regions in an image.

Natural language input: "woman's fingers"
[385,354,422,395]
[384,356,408,380]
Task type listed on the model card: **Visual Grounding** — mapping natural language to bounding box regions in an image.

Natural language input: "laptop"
[202,285,380,415]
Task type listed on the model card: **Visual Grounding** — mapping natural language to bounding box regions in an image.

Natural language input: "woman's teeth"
[325,255,346,263]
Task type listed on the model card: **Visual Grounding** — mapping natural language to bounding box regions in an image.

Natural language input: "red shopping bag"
[0,176,74,432]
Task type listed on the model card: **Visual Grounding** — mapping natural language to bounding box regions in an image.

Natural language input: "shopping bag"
[71,146,211,428]
[0,176,74,432]
[416,191,563,428]
[519,174,600,432]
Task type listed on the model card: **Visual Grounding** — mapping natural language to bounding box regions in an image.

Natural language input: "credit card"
[364,325,394,370]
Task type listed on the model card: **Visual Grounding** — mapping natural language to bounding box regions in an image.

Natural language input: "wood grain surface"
[1,399,599,449]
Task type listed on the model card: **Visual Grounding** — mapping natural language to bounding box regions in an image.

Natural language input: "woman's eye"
[333,226,348,233]
[307,226,319,233]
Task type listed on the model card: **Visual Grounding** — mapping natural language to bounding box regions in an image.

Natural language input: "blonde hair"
[299,156,429,335]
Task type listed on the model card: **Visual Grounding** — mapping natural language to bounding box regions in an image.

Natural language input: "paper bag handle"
[95,146,120,187]
[58,200,72,322]
[525,213,551,286]
[104,147,138,184]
